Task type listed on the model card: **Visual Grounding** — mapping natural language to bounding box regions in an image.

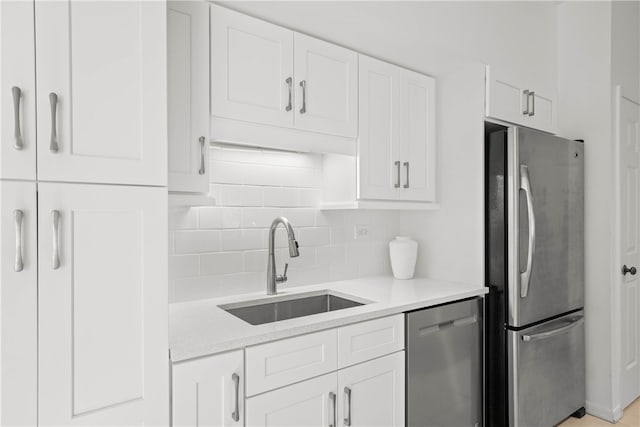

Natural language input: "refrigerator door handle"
[521,315,584,342]
[520,164,536,298]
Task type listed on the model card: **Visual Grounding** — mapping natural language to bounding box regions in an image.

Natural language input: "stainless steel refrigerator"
[485,125,586,427]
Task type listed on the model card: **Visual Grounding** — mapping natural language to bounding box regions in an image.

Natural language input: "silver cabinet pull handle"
[328,392,336,427]
[12,87,23,150]
[51,210,60,270]
[344,386,352,426]
[394,161,401,188]
[403,161,410,188]
[522,315,583,342]
[49,93,59,153]
[519,165,535,298]
[522,89,530,115]
[231,373,240,422]
[528,91,535,116]
[299,80,307,114]
[14,210,24,272]
[198,136,206,175]
[285,77,292,112]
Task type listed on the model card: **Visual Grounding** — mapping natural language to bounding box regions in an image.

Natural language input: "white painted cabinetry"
[37,183,168,426]
[485,65,557,134]
[0,1,36,181]
[34,1,167,186]
[210,4,358,144]
[173,350,244,427]
[168,1,210,193]
[337,352,405,427]
[0,181,37,426]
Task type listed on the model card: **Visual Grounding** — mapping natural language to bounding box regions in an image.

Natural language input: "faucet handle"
[276,263,289,284]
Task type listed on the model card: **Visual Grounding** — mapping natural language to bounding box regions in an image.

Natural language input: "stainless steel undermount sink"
[219,290,369,325]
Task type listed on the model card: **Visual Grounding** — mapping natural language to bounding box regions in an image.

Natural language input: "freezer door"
[507,127,584,327]
[508,311,585,427]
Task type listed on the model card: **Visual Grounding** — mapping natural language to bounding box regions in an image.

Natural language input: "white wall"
[169,146,399,302]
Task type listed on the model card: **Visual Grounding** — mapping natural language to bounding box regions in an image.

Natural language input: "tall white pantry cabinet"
[0,1,169,426]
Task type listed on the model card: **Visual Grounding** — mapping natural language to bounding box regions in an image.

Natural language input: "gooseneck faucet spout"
[267,217,299,295]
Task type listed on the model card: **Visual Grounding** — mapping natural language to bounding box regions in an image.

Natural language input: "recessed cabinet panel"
[0,181,37,426]
[38,183,167,425]
[0,1,36,180]
[35,1,166,185]
[294,33,358,137]
[400,71,436,201]
[173,350,244,427]
[246,372,337,427]
[211,5,294,128]
[168,1,210,193]
[358,55,400,200]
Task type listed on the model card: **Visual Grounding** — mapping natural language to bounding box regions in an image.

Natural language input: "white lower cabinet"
[246,373,337,427]
[173,350,244,427]
[337,352,405,427]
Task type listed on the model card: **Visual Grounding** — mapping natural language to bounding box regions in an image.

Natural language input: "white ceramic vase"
[389,236,418,279]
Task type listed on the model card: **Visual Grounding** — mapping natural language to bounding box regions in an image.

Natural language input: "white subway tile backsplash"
[200,252,243,276]
[175,230,221,254]
[169,146,400,303]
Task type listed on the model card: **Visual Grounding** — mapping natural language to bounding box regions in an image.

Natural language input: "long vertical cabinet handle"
[328,392,336,427]
[49,93,59,153]
[394,161,401,188]
[285,77,293,111]
[519,165,535,298]
[522,89,530,115]
[403,162,410,188]
[343,387,352,426]
[51,210,60,270]
[198,136,206,175]
[14,210,24,272]
[231,373,240,422]
[299,80,307,114]
[12,87,23,150]
[528,91,535,116]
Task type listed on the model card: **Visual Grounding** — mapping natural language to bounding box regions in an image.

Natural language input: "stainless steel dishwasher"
[406,298,482,427]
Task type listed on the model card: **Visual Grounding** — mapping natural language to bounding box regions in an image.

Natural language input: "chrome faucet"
[267,217,299,295]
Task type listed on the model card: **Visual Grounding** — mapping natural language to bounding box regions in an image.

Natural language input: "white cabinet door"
[0,0,36,180]
[168,1,210,193]
[37,183,168,426]
[337,352,405,427]
[246,372,337,427]
[485,65,557,134]
[173,350,244,427]
[211,5,294,128]
[357,55,401,201]
[294,33,357,138]
[0,181,37,426]
[34,1,166,186]
[399,69,436,202]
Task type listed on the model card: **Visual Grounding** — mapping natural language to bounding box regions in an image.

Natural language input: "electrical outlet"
[354,225,370,240]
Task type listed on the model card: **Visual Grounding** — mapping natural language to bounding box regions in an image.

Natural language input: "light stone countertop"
[169,276,488,362]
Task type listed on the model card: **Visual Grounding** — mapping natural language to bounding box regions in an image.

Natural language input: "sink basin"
[219,291,367,325]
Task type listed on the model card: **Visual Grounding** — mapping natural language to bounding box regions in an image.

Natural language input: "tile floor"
[558,399,640,427]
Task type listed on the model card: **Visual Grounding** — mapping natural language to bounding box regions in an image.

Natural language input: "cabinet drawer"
[337,314,404,369]
[246,329,337,396]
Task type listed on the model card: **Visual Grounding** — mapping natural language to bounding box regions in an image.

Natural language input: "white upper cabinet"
[294,33,358,137]
[173,350,244,427]
[210,5,358,142]
[37,183,168,426]
[357,55,436,203]
[0,1,36,180]
[34,1,167,186]
[211,4,294,128]
[485,65,557,134]
[1,181,38,426]
[168,1,210,193]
